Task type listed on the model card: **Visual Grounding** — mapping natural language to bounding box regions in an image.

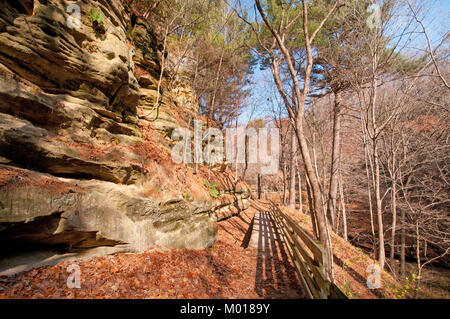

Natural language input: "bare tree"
[250,0,342,281]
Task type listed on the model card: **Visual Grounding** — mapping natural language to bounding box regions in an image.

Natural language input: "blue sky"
[234,0,450,125]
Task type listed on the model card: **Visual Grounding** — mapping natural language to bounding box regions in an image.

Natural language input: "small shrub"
[393,274,420,298]
[111,136,120,145]
[343,259,350,270]
[204,181,219,199]
[88,8,105,25]
[342,281,358,298]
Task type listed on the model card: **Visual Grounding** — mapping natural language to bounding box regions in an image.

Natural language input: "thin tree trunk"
[400,206,406,278]
[144,23,169,119]
[282,160,287,205]
[193,51,199,84]
[296,159,303,214]
[360,102,376,255]
[390,180,398,274]
[289,128,297,210]
[257,174,262,199]
[305,174,318,238]
[369,65,385,270]
[336,204,341,236]
[373,138,385,270]
[209,46,225,121]
[414,220,420,299]
[242,135,249,181]
[367,31,385,270]
[327,90,342,230]
[311,129,325,208]
[338,166,347,241]
[365,133,376,252]
[296,122,333,279]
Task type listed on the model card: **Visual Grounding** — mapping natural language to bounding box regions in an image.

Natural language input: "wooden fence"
[270,204,347,299]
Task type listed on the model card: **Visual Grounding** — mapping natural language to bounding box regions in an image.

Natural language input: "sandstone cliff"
[0,0,250,275]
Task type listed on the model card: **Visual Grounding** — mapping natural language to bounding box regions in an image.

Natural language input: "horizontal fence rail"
[269,204,347,299]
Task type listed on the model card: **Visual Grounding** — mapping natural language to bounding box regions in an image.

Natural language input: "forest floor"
[0,201,303,299]
[3,199,443,299]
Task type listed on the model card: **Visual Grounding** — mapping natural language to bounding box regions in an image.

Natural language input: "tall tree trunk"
[311,130,326,209]
[338,165,347,241]
[390,180,398,274]
[367,53,385,270]
[296,121,333,279]
[145,23,169,119]
[327,90,342,230]
[296,159,303,214]
[257,174,262,199]
[255,0,338,281]
[270,53,334,278]
[282,160,287,205]
[414,220,421,298]
[209,46,225,121]
[400,206,406,278]
[242,135,249,180]
[289,128,297,210]
[373,138,385,270]
[305,174,318,238]
[367,32,385,271]
[364,131,376,254]
[360,102,376,255]
[373,138,385,271]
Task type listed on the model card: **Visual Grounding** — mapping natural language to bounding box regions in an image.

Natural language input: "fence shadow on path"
[254,211,304,298]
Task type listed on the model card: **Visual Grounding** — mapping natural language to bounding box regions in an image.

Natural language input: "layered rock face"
[0,0,250,274]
